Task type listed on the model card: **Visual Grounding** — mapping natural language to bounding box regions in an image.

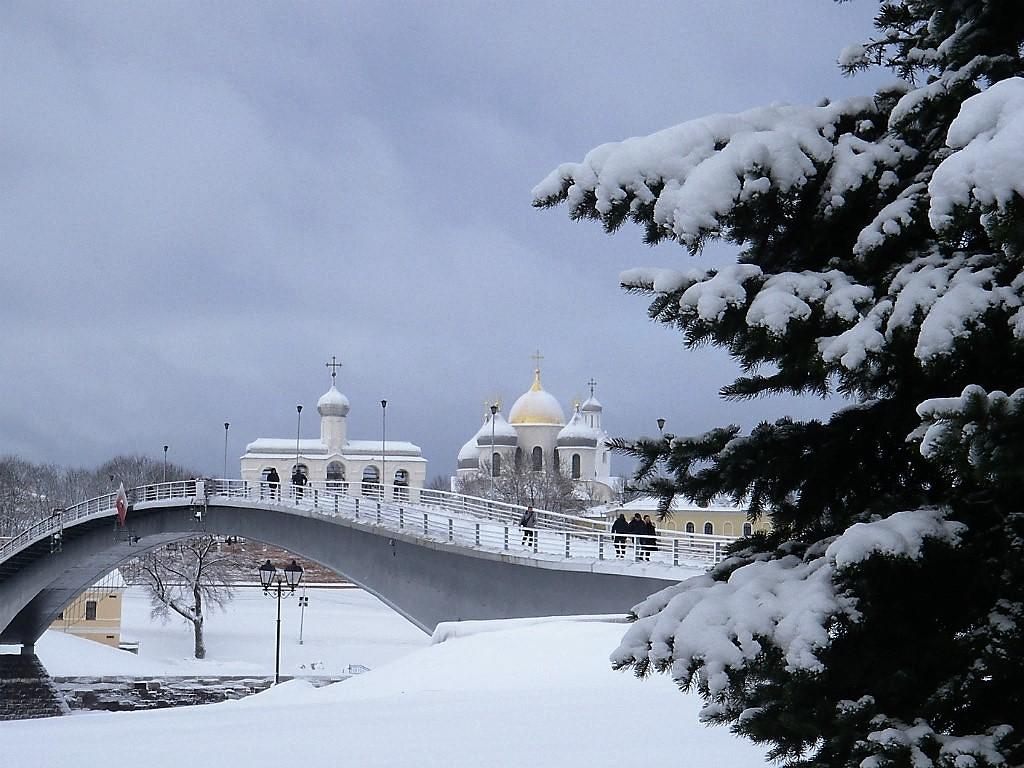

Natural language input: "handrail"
[0,479,736,571]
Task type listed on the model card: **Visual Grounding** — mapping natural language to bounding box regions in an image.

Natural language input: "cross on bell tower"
[587,378,598,398]
[325,355,343,385]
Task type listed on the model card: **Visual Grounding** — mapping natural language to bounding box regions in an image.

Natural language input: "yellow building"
[606,496,771,538]
[49,570,126,648]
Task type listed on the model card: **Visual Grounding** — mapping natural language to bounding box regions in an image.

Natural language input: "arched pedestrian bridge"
[0,481,734,650]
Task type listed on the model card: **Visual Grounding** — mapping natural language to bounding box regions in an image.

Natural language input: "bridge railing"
[0,490,118,565]
[1,479,736,569]
[205,479,733,566]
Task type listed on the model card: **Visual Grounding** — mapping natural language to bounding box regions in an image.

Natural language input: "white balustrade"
[0,479,737,571]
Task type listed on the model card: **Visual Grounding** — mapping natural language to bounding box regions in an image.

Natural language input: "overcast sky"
[1,1,888,479]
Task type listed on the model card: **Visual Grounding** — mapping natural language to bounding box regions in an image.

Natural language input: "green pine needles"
[534,2,1024,766]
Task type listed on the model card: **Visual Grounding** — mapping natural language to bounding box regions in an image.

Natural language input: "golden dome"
[508,370,566,425]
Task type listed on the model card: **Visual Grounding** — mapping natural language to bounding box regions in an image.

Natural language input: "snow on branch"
[533,96,902,249]
[929,77,1024,232]
[612,508,963,713]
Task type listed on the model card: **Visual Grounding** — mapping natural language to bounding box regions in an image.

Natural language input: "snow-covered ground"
[1,611,767,768]
[1,585,429,678]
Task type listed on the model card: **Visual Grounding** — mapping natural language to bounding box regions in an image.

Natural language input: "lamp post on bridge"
[489,403,498,498]
[223,422,230,479]
[258,558,304,685]
[657,418,666,437]
[380,399,387,501]
[163,445,168,482]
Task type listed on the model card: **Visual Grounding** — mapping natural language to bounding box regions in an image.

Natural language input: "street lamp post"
[380,400,387,501]
[298,589,309,645]
[657,418,666,437]
[294,405,303,495]
[489,403,498,498]
[223,422,230,479]
[163,445,168,482]
[258,558,304,684]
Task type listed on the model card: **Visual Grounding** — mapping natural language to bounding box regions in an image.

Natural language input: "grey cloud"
[2,0,884,478]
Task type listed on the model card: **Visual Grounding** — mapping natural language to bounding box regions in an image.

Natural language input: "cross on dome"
[325,355,343,384]
[587,378,597,397]
[531,349,544,372]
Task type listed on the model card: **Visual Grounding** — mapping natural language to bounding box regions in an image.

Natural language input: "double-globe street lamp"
[258,558,304,685]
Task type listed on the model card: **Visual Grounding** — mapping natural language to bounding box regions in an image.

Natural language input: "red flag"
[115,483,128,527]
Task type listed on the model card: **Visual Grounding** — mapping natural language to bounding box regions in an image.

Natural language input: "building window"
[515,448,523,468]
[531,446,543,472]
[703,521,714,535]
[491,452,501,476]
[685,522,695,534]
[743,522,753,537]
[362,466,380,498]
[326,462,346,492]
[571,454,581,479]
[85,601,97,621]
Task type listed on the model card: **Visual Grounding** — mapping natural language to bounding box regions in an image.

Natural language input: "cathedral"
[456,365,621,502]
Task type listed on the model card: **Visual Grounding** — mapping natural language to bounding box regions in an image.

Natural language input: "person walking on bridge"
[291,466,307,501]
[611,513,629,558]
[266,467,281,500]
[642,514,657,561]
[626,512,645,560]
[520,505,537,549]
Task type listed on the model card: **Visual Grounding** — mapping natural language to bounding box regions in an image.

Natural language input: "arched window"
[571,454,581,479]
[261,467,276,481]
[531,446,543,472]
[724,521,734,536]
[491,452,501,476]
[515,447,523,469]
[362,466,380,498]
[394,468,409,500]
[703,521,714,535]
[326,462,346,492]
[291,464,308,481]
[742,522,753,537]
[685,521,695,533]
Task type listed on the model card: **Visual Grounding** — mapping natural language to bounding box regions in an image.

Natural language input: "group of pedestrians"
[611,512,657,559]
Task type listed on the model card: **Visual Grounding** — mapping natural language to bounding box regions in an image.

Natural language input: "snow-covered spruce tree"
[533,3,1023,767]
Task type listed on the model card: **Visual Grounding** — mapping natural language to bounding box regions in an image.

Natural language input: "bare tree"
[425,474,452,492]
[456,460,585,515]
[133,536,242,659]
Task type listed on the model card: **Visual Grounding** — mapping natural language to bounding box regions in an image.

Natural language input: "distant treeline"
[0,454,198,536]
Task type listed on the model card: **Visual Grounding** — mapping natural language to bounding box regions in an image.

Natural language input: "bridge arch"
[0,485,694,650]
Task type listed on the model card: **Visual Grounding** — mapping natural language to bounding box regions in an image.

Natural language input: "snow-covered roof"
[343,440,424,458]
[614,495,746,515]
[476,411,518,447]
[245,438,328,455]
[458,436,480,464]
[244,438,424,461]
[557,406,599,447]
[317,385,350,418]
[581,395,603,412]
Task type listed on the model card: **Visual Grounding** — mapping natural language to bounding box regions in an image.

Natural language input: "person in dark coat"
[520,505,537,548]
[266,467,281,500]
[611,513,629,558]
[626,513,645,559]
[291,466,307,500]
[642,514,657,560]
